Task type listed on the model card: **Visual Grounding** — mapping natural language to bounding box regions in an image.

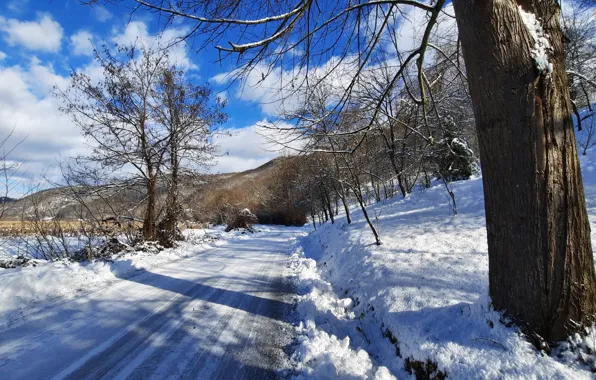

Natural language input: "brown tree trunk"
[159,133,180,247]
[453,0,596,342]
[143,175,157,241]
[324,189,335,224]
[342,195,352,224]
[397,173,407,198]
[331,157,352,223]
[158,70,182,248]
[159,161,178,248]
[333,182,352,224]
[353,189,381,246]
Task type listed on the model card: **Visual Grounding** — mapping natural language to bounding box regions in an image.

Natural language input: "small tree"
[434,118,476,182]
[0,128,25,220]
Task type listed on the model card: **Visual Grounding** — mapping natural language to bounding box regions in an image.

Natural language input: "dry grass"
[0,219,207,237]
[0,220,143,237]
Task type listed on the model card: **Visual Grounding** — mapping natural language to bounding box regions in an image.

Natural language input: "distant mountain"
[0,158,289,224]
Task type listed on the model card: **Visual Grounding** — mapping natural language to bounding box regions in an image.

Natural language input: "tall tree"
[56,44,170,242]
[154,68,227,247]
[452,0,596,342]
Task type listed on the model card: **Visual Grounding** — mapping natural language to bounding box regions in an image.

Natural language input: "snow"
[518,6,553,74]
[0,228,223,327]
[289,119,596,378]
[288,245,398,379]
[0,235,105,260]
[0,225,300,378]
[293,322,396,380]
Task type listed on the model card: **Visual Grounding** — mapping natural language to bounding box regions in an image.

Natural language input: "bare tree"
[153,68,227,247]
[0,128,25,220]
[56,44,171,242]
[562,0,596,128]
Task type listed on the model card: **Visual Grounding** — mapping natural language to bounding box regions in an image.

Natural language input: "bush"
[225,208,259,232]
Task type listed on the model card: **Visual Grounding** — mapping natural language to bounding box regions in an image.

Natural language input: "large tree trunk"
[159,164,179,248]
[143,175,157,241]
[453,0,596,342]
[159,137,180,248]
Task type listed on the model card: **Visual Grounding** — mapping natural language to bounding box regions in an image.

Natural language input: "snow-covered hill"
[290,123,596,379]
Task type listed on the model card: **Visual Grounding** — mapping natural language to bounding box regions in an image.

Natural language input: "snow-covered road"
[0,228,300,379]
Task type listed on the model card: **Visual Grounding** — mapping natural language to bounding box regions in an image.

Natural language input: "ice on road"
[0,228,300,379]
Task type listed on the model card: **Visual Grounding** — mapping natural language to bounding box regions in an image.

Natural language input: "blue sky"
[0,0,293,196]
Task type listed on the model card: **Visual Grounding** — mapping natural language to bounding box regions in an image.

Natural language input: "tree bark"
[453,0,596,342]
[159,157,179,248]
[159,73,181,248]
[325,189,335,224]
[353,189,381,246]
[143,174,157,241]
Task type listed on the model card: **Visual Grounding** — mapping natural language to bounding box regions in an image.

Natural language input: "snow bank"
[290,138,596,377]
[293,322,395,380]
[289,243,398,379]
[0,228,224,328]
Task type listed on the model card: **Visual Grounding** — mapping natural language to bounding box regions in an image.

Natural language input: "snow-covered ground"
[289,144,596,378]
[0,226,300,379]
[0,227,230,328]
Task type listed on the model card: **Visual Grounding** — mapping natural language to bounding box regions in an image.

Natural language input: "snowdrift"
[290,122,596,379]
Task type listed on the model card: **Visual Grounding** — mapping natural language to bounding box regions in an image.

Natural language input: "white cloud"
[213,120,303,173]
[213,155,273,173]
[7,0,29,14]
[70,30,94,56]
[27,57,69,95]
[0,61,86,195]
[92,5,113,22]
[0,13,63,52]
[111,21,197,71]
[214,56,362,117]
[0,51,6,61]
[216,91,229,104]
[391,4,457,54]
[214,64,306,116]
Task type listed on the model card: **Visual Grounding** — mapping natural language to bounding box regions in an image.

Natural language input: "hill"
[1,157,306,226]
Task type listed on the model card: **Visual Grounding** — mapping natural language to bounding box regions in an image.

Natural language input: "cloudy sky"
[0,0,300,196]
[0,0,468,197]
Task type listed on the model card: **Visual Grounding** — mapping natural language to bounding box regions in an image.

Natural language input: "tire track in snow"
[0,227,301,380]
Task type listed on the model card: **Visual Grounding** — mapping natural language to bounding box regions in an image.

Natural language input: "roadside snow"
[289,243,398,380]
[289,134,596,378]
[0,228,223,328]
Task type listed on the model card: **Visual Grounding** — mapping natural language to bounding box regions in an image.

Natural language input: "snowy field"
[288,144,596,377]
[0,228,232,328]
